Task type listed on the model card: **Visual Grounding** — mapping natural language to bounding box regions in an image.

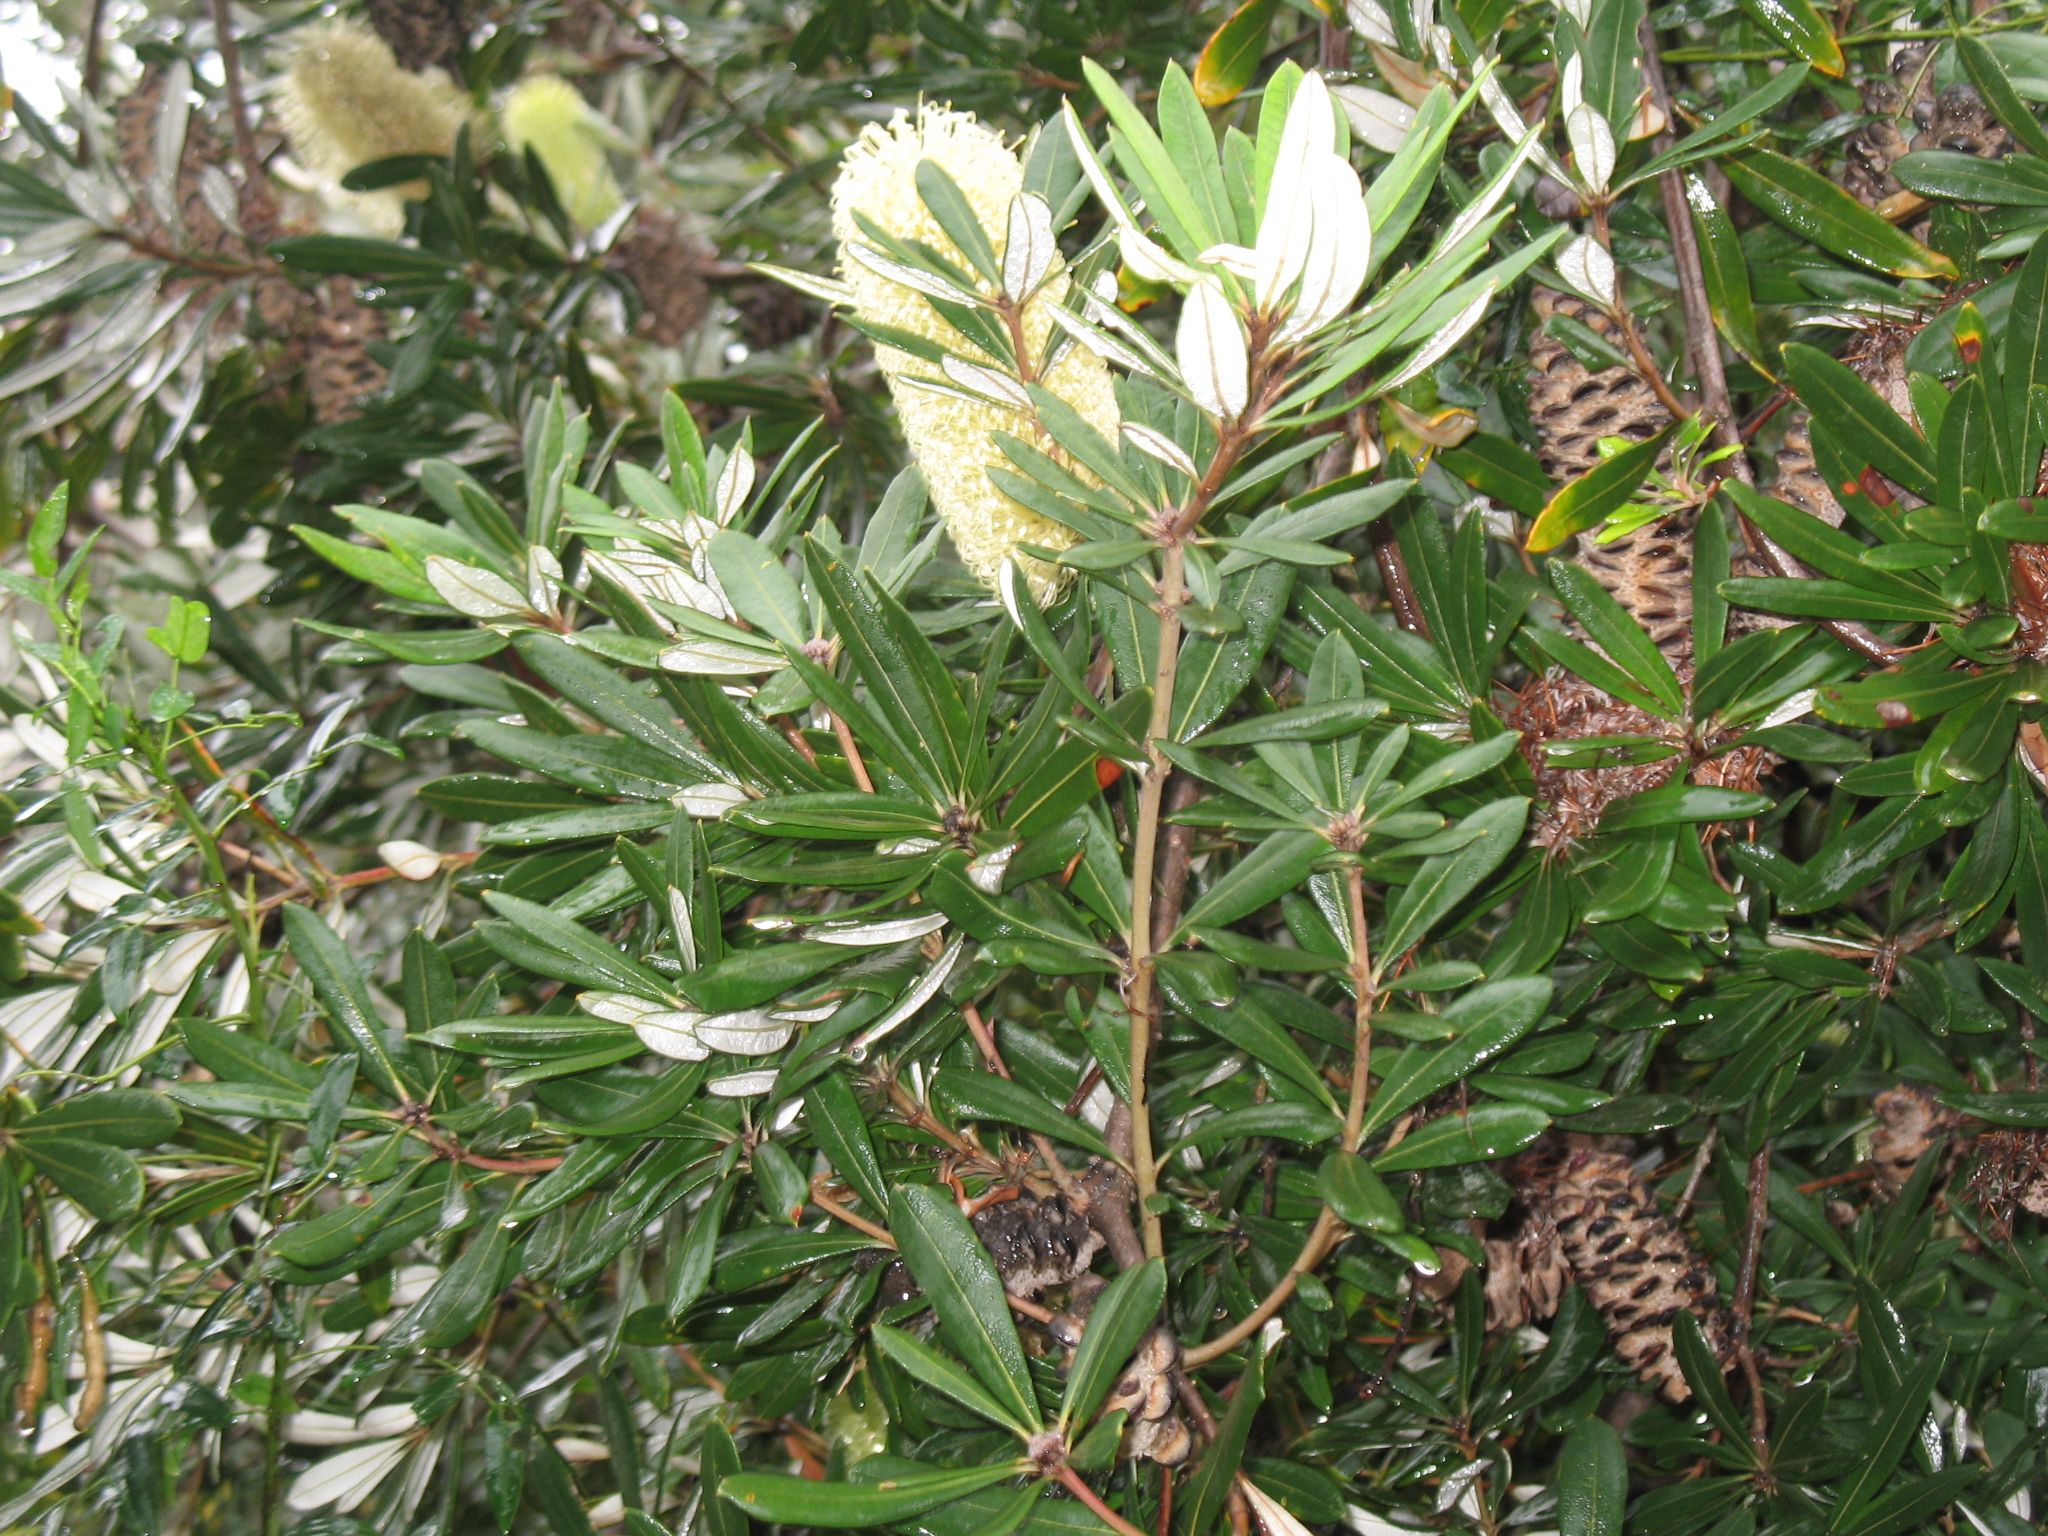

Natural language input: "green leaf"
[1318,1151,1405,1231]
[889,1183,1038,1429]
[1173,981,1339,1111]
[704,530,808,648]
[1674,1309,1747,1444]
[931,1070,1116,1160]
[1082,58,1215,257]
[871,1324,1036,1435]
[1439,433,1550,517]
[914,159,1001,281]
[1687,174,1768,371]
[1629,64,1810,185]
[1737,0,1842,75]
[720,1464,1023,1529]
[1527,426,1675,552]
[15,1090,179,1148]
[19,1137,144,1222]
[1723,151,1955,279]
[806,1071,887,1212]
[1165,1102,1341,1158]
[1559,1419,1629,1536]
[511,632,711,768]
[1178,1346,1265,1535]
[481,893,671,999]
[665,1177,735,1318]
[1892,151,2048,207]
[730,792,941,840]
[1061,1258,1166,1427]
[1193,0,1280,107]
[145,598,211,665]
[1549,561,1685,716]
[281,904,416,1101]
[385,1217,512,1349]
[293,526,442,604]
[1365,977,1552,1133]
[1174,829,1328,936]
[1829,1344,1950,1530]
[1379,798,1529,959]
[1600,784,1773,830]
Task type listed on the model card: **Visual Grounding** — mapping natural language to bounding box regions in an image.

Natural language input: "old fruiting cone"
[830,106,1118,600]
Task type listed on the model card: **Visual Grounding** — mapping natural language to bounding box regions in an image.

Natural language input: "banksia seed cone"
[831,106,1119,600]
[971,1189,1104,1298]
[1527,288,1670,481]
[1525,289,1691,663]
[365,0,466,72]
[609,208,711,346]
[306,277,390,423]
[1549,1147,1732,1403]
[275,23,470,233]
[1482,1200,1572,1332]
[502,75,623,232]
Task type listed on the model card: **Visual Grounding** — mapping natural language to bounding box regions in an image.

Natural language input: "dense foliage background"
[7,0,2048,1534]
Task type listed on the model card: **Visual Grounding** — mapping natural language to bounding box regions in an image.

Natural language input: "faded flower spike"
[830,106,1119,601]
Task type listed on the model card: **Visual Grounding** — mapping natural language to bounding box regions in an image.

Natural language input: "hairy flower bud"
[274,23,471,234]
[831,106,1119,601]
[501,76,623,232]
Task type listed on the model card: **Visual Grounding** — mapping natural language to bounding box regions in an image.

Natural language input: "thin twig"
[1672,1124,1718,1223]
[207,0,275,233]
[1058,1465,1150,1536]
[810,1179,896,1245]
[831,712,876,793]
[1734,1141,1772,1455]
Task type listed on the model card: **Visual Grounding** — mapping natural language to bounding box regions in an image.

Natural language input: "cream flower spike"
[834,105,1120,601]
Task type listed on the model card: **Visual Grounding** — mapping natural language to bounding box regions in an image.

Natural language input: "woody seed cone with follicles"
[830,107,1120,601]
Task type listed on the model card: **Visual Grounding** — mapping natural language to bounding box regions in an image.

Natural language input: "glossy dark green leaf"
[1559,1419,1628,1536]
[721,1464,1023,1529]
[15,1090,179,1148]
[281,904,416,1101]
[19,1137,143,1222]
[1061,1258,1166,1427]
[1380,798,1529,959]
[1723,152,1956,279]
[871,1323,1035,1434]
[1319,1151,1404,1231]
[889,1183,1038,1429]
[1371,1105,1550,1170]
[931,1070,1115,1159]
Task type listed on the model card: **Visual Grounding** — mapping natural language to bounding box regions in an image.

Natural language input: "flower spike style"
[831,106,1120,601]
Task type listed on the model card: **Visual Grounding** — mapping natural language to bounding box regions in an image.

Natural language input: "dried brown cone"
[1867,1082,1966,1196]
[1548,1145,1733,1403]
[114,66,238,262]
[971,1188,1104,1299]
[305,277,390,424]
[1841,48,1936,208]
[610,209,713,348]
[365,0,467,72]
[1101,1327,1191,1466]
[1527,288,1672,481]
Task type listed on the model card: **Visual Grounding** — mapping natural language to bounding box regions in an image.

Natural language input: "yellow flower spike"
[275,23,471,230]
[831,106,1120,602]
[501,75,623,233]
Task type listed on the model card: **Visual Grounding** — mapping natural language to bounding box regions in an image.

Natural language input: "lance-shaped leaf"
[281,905,416,1100]
[1061,1258,1167,1427]
[889,1184,1039,1429]
[871,1324,1036,1436]
[931,1070,1116,1160]
[721,1463,1024,1529]
[1527,425,1675,552]
[1364,977,1551,1133]
[1723,151,1956,279]
[1379,798,1530,960]
[1174,829,1328,936]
